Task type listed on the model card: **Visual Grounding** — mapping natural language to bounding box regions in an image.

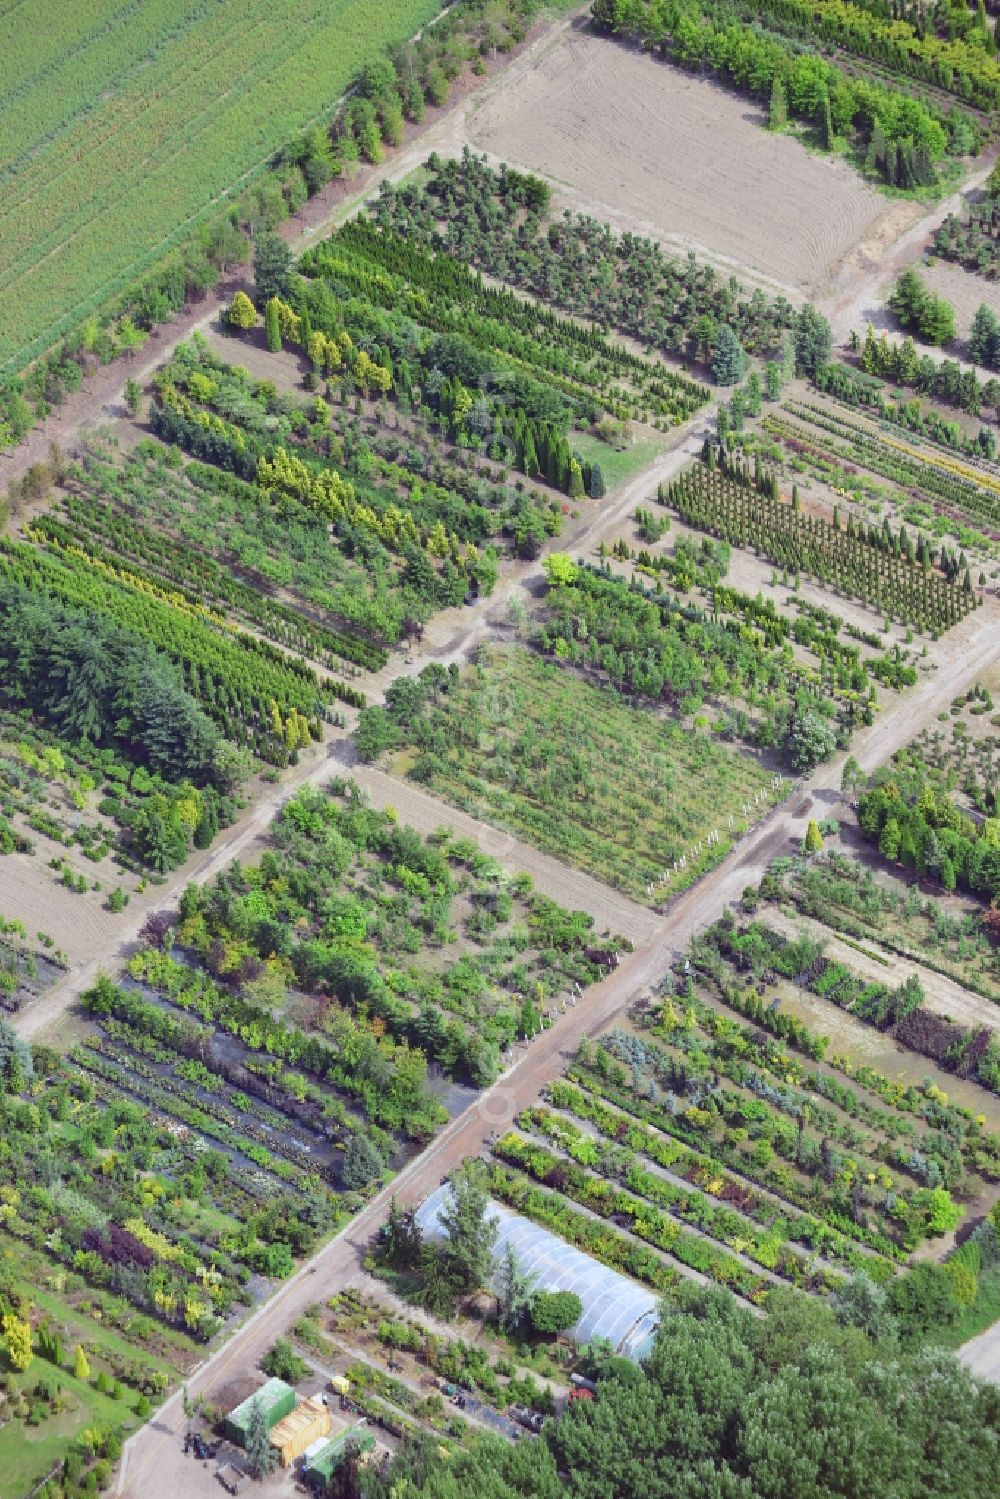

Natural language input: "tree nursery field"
[489,942,1000,1306]
[358,643,783,901]
[6,0,1000,1496]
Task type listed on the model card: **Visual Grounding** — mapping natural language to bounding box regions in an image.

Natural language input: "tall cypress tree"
[819,94,834,152]
[521,424,539,477]
[264,297,282,353]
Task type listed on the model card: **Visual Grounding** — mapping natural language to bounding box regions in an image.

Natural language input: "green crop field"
[0,0,441,372]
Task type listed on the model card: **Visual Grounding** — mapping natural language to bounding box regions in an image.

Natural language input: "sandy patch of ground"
[465,29,888,301]
[767,904,1000,1037]
[765,904,1000,1127]
[0,851,119,966]
[922,258,1000,340]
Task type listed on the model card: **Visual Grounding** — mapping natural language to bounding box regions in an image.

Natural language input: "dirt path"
[960,1322,1000,1385]
[820,157,1000,344]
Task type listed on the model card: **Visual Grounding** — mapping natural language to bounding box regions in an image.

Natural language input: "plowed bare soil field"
[466,29,889,299]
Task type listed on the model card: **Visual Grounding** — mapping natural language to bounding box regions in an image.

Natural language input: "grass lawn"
[384,645,778,901]
[0,1363,131,1497]
[572,430,670,492]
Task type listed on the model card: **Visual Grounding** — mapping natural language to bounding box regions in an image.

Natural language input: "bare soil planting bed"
[0,851,119,967]
[465,29,888,299]
[922,258,1000,339]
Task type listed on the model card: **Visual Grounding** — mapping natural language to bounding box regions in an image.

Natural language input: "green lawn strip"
[0,1275,160,1498]
[570,431,669,492]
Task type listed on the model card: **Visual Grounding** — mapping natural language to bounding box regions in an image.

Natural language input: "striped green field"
[0,0,441,372]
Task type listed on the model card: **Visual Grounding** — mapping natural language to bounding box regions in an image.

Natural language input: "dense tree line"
[0,578,224,786]
[711,0,1000,111]
[591,0,977,186]
[851,318,1000,417]
[816,357,1000,457]
[367,1281,1000,1498]
[372,152,811,365]
[300,218,705,422]
[858,763,1000,897]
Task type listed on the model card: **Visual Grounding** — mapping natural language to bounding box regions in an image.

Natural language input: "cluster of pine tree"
[505,409,601,498]
[888,268,956,345]
[856,323,999,415]
[864,120,938,188]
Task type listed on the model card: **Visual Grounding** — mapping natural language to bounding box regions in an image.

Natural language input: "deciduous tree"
[530,1291,583,1335]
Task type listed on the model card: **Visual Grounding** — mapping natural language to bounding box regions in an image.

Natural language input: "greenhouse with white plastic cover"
[414,1183,660,1361]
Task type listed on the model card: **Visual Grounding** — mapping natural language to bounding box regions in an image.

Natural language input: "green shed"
[223,1377,296,1447]
[303,1425,374,1490]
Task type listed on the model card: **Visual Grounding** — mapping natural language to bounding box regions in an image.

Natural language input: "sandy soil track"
[466,29,888,300]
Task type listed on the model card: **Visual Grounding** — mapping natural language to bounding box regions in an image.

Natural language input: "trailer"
[269,1397,332,1467]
